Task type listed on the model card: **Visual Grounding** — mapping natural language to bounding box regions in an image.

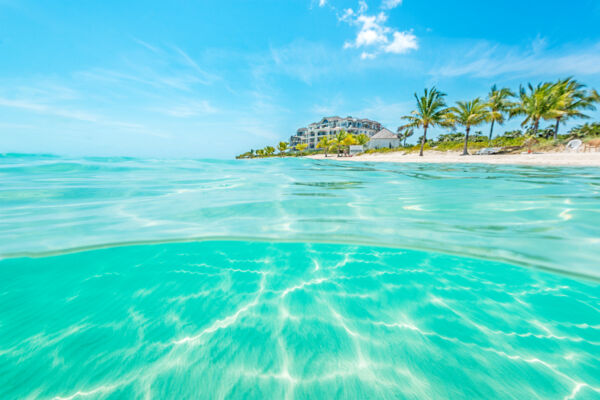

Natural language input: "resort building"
[290,116,383,149]
[367,128,401,149]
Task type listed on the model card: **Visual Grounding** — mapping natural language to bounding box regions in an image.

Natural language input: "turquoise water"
[1,154,599,399]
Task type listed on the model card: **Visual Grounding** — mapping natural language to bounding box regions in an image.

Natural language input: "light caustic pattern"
[0,241,598,399]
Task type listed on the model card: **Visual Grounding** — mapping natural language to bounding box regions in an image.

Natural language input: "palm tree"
[333,130,349,156]
[396,125,415,147]
[264,146,275,156]
[399,127,414,147]
[569,122,600,138]
[340,133,358,156]
[342,133,357,146]
[546,78,599,140]
[446,98,489,155]
[295,143,308,153]
[334,130,348,143]
[486,85,515,141]
[277,141,288,154]
[317,136,332,157]
[403,87,449,156]
[356,133,369,146]
[511,82,555,137]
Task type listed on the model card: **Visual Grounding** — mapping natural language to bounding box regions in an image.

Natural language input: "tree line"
[402,78,599,156]
[238,77,599,159]
[238,131,370,158]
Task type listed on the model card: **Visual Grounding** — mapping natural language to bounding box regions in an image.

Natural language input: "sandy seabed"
[306,150,600,167]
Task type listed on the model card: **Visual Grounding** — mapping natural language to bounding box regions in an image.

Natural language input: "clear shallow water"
[1,154,599,399]
[1,154,599,277]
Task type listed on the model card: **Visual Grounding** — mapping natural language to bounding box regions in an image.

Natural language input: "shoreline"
[305,151,600,167]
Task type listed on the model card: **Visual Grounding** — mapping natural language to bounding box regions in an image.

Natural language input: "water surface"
[0,154,599,399]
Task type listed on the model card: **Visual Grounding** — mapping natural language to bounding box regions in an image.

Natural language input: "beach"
[307,150,600,166]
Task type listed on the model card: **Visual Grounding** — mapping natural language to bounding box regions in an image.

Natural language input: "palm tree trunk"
[419,126,428,157]
[403,136,407,147]
[553,118,560,141]
[488,120,495,142]
[462,126,470,156]
[533,119,539,136]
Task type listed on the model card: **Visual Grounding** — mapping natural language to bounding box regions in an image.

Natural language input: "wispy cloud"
[311,94,347,116]
[71,40,221,95]
[132,37,162,54]
[0,97,100,122]
[0,95,172,137]
[431,41,600,79]
[266,40,338,84]
[171,46,220,85]
[154,100,219,118]
[381,0,402,10]
[0,39,228,141]
[352,97,412,128]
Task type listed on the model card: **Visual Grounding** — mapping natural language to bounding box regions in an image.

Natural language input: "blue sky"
[1,0,600,158]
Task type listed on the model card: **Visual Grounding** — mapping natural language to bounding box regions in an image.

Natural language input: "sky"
[1,0,600,158]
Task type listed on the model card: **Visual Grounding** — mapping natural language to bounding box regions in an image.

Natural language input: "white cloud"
[318,0,327,6]
[385,31,418,54]
[339,1,417,59]
[381,0,402,9]
[361,51,376,59]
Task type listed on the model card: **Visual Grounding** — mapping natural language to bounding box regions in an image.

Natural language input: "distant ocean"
[1,153,599,399]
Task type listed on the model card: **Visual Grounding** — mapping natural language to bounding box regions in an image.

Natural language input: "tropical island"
[237,77,600,165]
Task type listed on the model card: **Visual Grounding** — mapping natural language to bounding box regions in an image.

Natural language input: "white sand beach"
[306,151,600,167]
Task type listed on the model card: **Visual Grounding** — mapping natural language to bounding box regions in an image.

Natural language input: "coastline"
[305,150,600,167]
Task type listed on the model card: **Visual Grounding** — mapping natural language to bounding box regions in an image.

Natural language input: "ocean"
[1,154,599,399]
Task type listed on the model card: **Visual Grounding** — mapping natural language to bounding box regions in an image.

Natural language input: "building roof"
[370,128,398,140]
[317,116,342,124]
[359,118,380,124]
[296,116,385,136]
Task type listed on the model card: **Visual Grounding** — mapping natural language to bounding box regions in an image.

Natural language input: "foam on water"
[1,154,599,398]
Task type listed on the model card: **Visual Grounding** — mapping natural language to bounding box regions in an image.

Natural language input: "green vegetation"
[316,136,333,157]
[238,130,363,159]
[445,98,489,155]
[356,133,370,145]
[570,122,600,138]
[398,127,414,147]
[511,83,556,136]
[296,143,308,152]
[402,87,451,156]
[486,85,515,141]
[277,141,288,154]
[237,77,599,159]
[546,78,599,139]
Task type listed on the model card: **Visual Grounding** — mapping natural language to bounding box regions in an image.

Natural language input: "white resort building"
[367,128,401,149]
[290,116,384,150]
